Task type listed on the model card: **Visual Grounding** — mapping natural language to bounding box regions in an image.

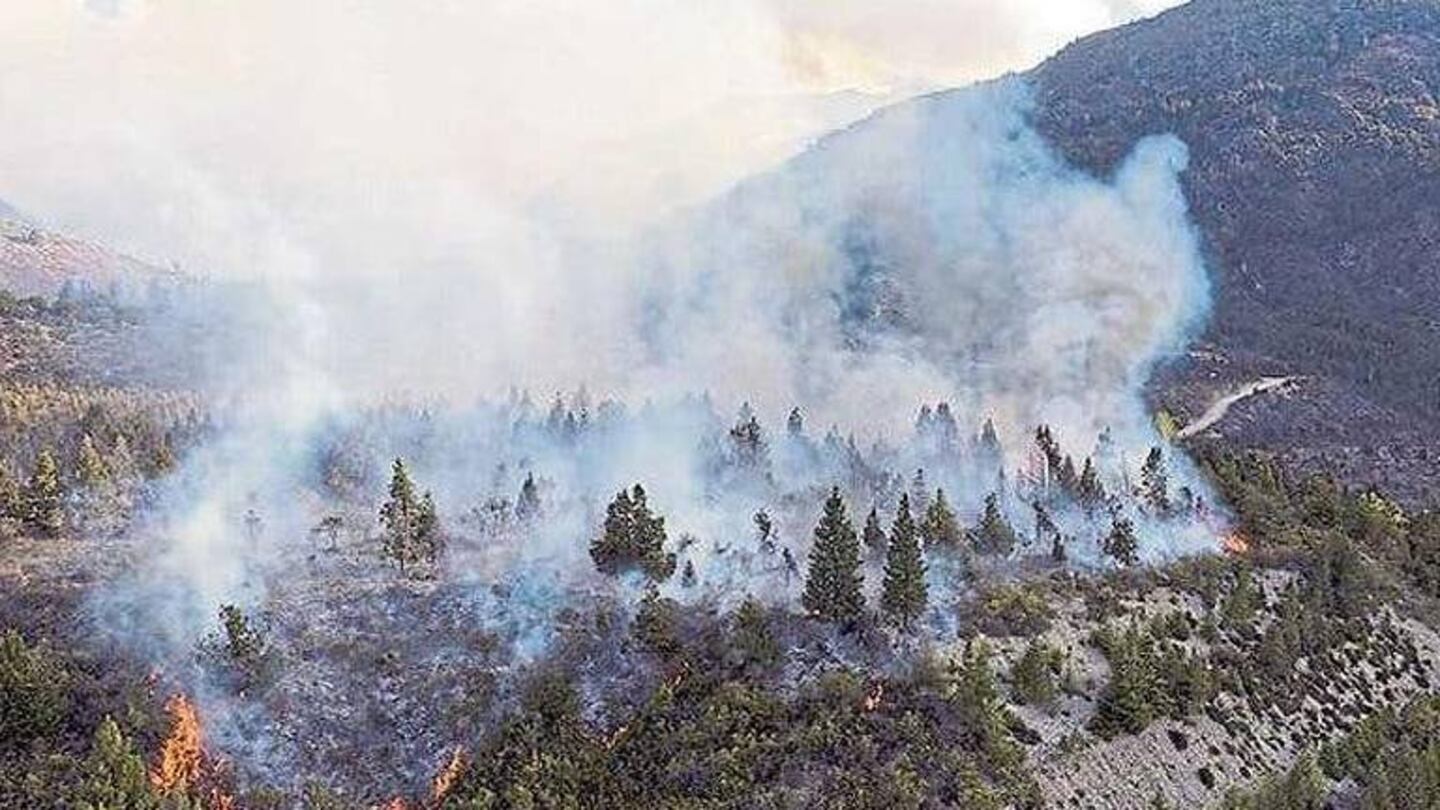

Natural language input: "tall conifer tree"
[974,493,1018,556]
[803,487,864,625]
[862,506,886,556]
[26,448,62,537]
[881,494,927,629]
[922,488,962,548]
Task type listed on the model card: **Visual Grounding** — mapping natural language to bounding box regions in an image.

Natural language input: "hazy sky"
[0,0,1181,271]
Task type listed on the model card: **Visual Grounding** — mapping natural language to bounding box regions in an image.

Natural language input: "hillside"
[5,2,1440,809]
[0,219,178,301]
[1026,0,1440,502]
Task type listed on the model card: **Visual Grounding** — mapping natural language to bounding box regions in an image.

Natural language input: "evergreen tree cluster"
[0,629,69,749]
[591,485,676,581]
[0,384,201,539]
[1088,620,1217,739]
[378,458,443,574]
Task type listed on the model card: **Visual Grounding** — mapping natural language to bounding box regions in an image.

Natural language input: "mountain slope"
[0,219,177,300]
[1027,0,1440,499]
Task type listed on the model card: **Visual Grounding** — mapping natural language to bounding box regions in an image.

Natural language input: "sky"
[0,0,1181,273]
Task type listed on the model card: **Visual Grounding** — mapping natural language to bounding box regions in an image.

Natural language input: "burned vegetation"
[9,1,1440,805]
[3,377,1440,809]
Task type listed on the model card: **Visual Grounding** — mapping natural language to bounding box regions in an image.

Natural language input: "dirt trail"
[1177,376,1296,440]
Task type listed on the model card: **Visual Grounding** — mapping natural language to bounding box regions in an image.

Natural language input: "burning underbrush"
[4,447,1437,809]
[68,393,1250,801]
[151,693,237,810]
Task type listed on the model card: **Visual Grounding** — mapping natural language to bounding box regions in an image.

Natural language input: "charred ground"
[8,1,1440,808]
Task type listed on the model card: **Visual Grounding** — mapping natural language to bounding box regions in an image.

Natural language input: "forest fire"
[431,747,468,805]
[151,694,203,794]
[863,682,885,712]
[150,693,234,810]
[1220,530,1250,556]
[372,747,469,810]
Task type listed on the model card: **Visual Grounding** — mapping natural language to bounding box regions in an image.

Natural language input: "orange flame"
[430,747,467,805]
[151,694,203,794]
[1221,530,1250,555]
[378,799,410,810]
[605,722,631,751]
[149,693,235,810]
[862,682,884,712]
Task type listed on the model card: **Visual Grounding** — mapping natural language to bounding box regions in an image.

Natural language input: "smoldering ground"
[76,75,1230,794]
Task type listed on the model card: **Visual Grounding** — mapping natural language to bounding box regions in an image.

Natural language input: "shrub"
[0,629,69,749]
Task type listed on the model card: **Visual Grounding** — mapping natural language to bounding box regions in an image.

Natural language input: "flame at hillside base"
[431,746,467,805]
[150,693,235,810]
[151,694,202,794]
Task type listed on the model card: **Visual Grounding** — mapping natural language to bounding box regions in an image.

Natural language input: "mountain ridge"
[1025,0,1440,501]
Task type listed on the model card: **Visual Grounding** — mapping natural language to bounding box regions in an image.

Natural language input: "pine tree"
[951,640,1015,769]
[633,585,680,658]
[1012,640,1060,707]
[1058,455,1079,495]
[731,597,780,671]
[1104,517,1140,567]
[1033,502,1057,550]
[109,435,139,485]
[862,506,886,556]
[1141,446,1171,515]
[786,407,805,438]
[802,487,865,625]
[515,472,541,522]
[243,507,263,545]
[974,493,1018,556]
[379,458,420,573]
[149,435,176,477]
[76,434,110,490]
[416,491,442,564]
[1091,623,1158,738]
[728,406,768,470]
[592,487,633,574]
[76,716,158,810]
[921,488,962,548]
[590,485,675,581]
[0,629,68,745]
[218,604,265,663]
[0,463,20,524]
[976,417,1003,471]
[911,469,929,509]
[754,509,775,552]
[25,448,62,537]
[1034,425,1062,484]
[933,402,959,449]
[1078,456,1105,510]
[629,485,673,580]
[545,395,567,435]
[881,494,927,629]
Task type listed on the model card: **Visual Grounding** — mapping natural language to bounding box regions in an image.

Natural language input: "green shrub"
[0,629,69,749]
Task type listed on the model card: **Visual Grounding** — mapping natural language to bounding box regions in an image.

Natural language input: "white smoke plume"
[3,0,1219,790]
[99,75,1217,651]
